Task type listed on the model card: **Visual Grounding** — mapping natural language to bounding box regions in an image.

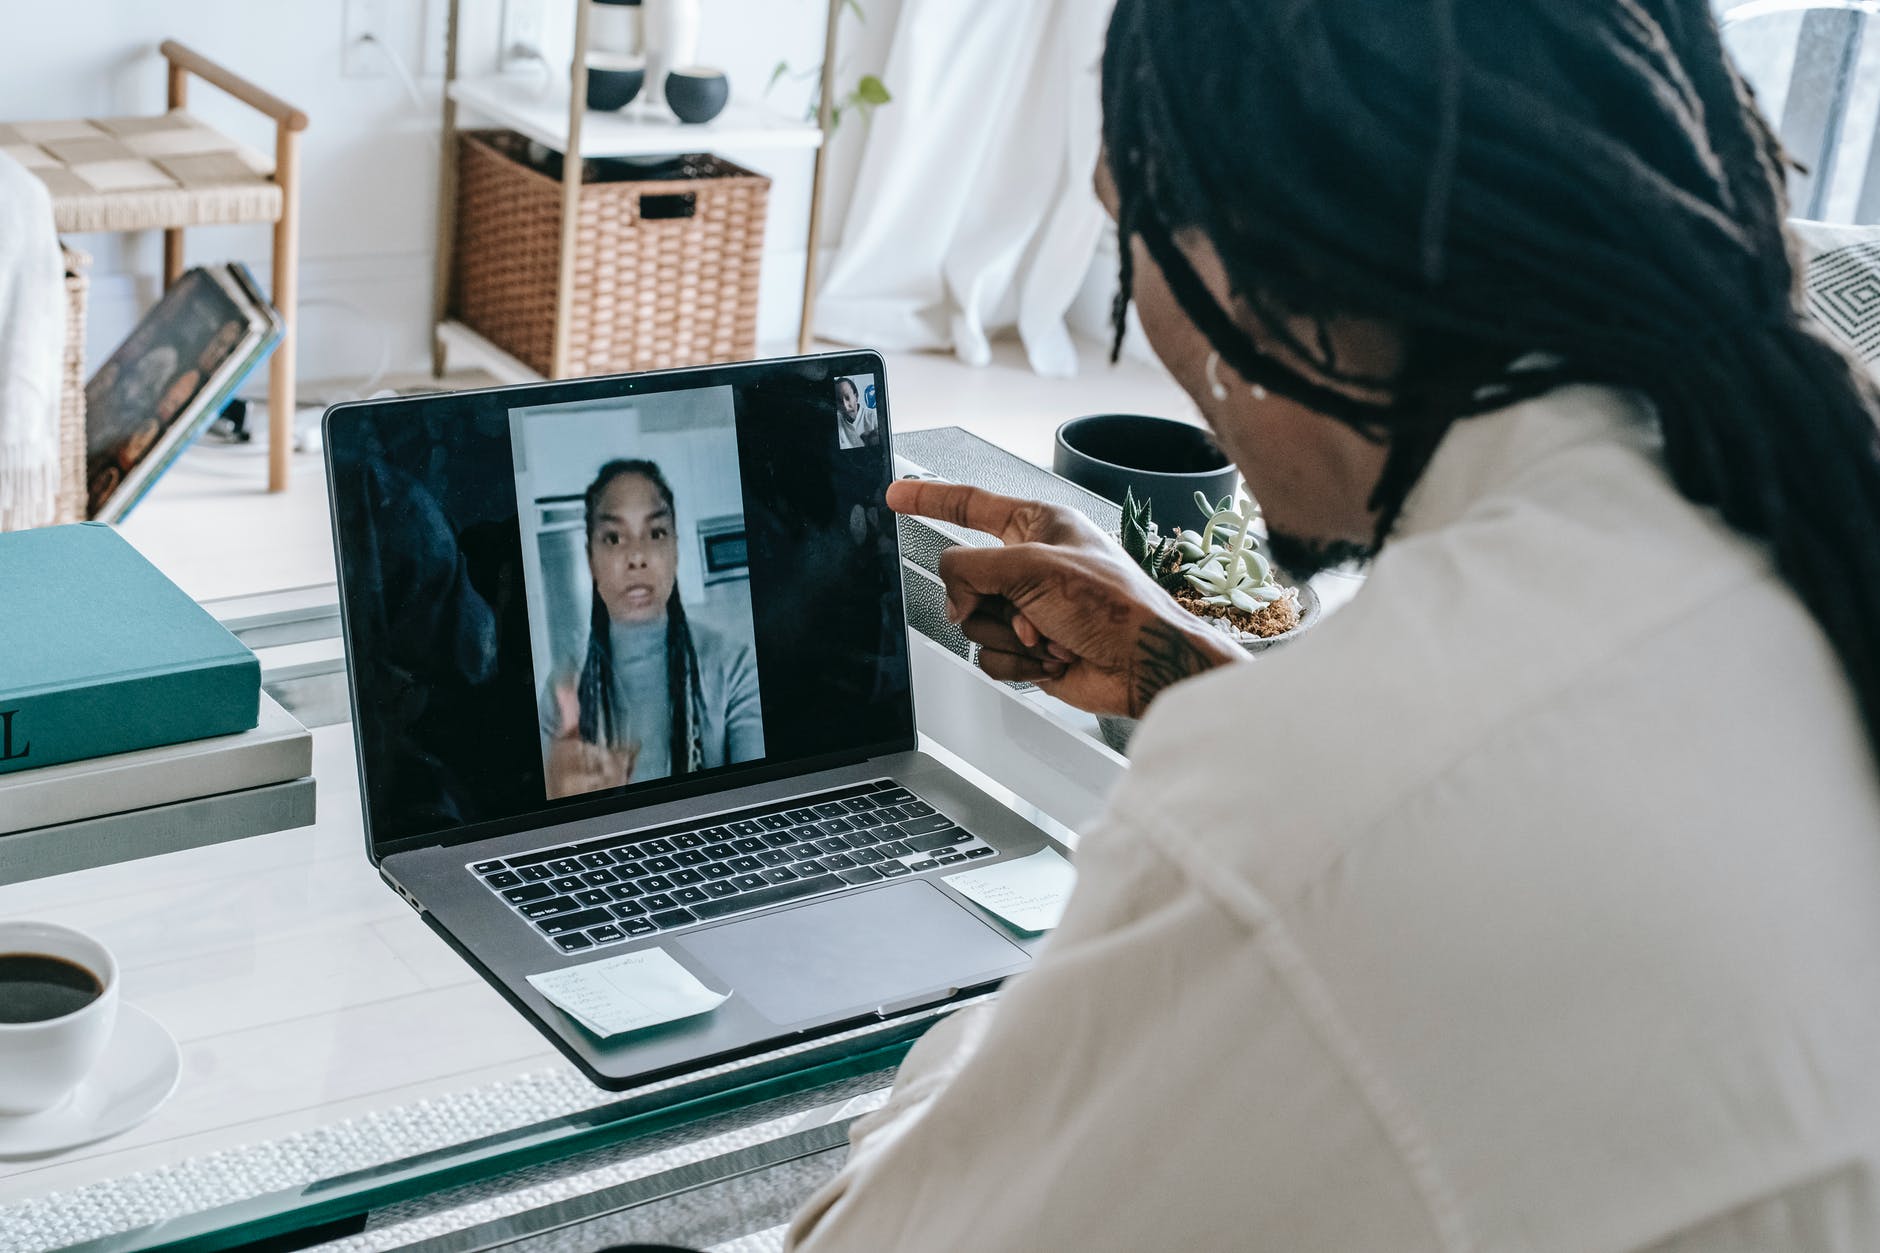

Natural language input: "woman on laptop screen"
[542,458,763,799]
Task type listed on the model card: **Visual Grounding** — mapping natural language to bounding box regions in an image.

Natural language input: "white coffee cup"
[0,921,119,1116]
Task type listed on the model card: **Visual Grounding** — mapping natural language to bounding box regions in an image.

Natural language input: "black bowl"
[666,69,729,124]
[585,60,644,112]
[1054,413,1238,537]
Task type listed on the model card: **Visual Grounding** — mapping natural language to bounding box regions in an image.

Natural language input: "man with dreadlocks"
[783,1,1880,1249]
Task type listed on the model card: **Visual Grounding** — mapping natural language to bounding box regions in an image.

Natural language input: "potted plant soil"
[1097,488,1320,751]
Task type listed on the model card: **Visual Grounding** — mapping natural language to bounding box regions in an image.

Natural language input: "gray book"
[0,692,310,835]
[0,776,316,886]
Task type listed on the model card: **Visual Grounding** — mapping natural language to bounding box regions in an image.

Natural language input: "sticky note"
[526,947,729,1038]
[944,847,1077,933]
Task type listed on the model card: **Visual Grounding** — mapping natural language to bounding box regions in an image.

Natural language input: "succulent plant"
[1118,486,1167,579]
[1168,491,1288,614]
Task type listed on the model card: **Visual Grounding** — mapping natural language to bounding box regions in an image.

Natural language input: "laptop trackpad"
[676,881,1030,1029]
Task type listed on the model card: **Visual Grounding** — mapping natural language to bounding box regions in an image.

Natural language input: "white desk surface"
[0,722,565,1205]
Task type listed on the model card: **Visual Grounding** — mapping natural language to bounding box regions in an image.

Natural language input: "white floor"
[115,339,1195,603]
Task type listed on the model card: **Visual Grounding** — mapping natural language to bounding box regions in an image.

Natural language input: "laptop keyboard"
[468,780,1000,953]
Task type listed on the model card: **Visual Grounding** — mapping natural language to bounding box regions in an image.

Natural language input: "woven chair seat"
[0,111,280,234]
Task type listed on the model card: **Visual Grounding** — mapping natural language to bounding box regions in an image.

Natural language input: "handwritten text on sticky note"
[944,847,1077,933]
[527,947,728,1037]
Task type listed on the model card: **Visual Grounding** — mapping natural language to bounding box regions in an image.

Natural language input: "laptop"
[323,350,1059,1090]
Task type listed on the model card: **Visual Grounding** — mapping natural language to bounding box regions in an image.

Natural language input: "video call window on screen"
[509,388,766,802]
[836,374,880,451]
[328,352,913,848]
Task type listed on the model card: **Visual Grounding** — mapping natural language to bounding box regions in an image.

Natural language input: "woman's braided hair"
[1102,0,1880,760]
[578,459,705,775]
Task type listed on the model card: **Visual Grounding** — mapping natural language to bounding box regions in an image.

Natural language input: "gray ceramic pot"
[666,67,729,124]
[585,55,645,111]
[1095,579,1322,755]
[1054,414,1238,538]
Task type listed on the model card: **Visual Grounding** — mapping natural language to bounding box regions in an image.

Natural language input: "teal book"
[0,523,259,775]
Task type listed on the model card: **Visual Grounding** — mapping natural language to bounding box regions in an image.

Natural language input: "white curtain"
[814,0,1113,377]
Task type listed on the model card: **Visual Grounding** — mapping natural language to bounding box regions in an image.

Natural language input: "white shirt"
[837,404,878,450]
[788,384,1880,1251]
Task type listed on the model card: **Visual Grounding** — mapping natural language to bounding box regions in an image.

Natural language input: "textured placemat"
[1,1066,610,1252]
[309,1092,883,1253]
[0,991,964,1253]
[712,1227,789,1253]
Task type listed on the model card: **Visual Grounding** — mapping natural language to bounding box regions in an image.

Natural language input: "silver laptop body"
[324,352,1058,1089]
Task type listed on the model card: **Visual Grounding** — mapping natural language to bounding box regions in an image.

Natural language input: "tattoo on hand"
[1128,620,1215,717]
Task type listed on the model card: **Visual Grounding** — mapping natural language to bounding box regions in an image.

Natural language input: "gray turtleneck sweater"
[539,614,764,785]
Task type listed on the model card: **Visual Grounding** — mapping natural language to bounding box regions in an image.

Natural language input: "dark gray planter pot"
[1054,414,1238,538]
[666,68,729,124]
[585,55,645,111]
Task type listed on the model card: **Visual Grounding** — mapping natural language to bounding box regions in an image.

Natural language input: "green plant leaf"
[1119,487,1147,553]
[855,74,892,106]
[844,0,866,21]
[767,60,791,95]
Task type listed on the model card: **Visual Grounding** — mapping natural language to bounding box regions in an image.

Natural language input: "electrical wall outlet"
[342,0,392,78]
[498,0,549,71]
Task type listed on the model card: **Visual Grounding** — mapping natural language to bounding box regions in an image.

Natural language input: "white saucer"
[0,1004,181,1159]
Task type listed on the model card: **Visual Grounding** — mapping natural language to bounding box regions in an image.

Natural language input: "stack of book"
[0,524,314,885]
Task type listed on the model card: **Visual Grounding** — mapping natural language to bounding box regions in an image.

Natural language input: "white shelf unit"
[431,0,845,379]
[448,75,824,159]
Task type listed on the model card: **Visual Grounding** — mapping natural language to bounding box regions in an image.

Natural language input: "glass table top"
[0,585,1117,1253]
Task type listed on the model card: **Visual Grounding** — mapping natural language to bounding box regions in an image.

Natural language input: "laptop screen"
[325,352,913,856]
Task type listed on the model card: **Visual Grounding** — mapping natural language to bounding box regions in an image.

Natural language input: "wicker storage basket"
[57,245,90,524]
[451,130,770,378]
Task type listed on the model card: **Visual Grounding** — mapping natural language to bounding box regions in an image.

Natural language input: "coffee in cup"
[0,953,103,1023]
[0,921,119,1116]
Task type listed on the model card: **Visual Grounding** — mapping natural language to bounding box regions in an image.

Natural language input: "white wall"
[3,0,872,398]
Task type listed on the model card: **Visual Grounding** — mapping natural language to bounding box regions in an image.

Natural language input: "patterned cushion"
[1792,219,1880,373]
[0,111,279,233]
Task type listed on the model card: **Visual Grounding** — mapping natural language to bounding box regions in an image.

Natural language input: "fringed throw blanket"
[0,151,65,531]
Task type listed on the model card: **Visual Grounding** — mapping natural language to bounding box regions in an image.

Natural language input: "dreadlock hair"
[578,459,705,776]
[1102,0,1880,764]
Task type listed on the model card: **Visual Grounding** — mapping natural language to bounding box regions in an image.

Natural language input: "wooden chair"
[0,41,305,493]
